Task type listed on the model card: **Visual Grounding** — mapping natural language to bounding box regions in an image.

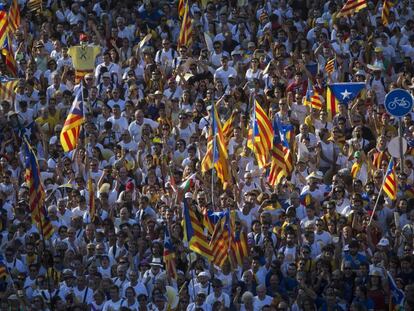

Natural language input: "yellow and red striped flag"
[178,1,192,48]
[201,103,231,189]
[209,214,231,267]
[326,86,340,121]
[8,0,20,33]
[222,111,236,144]
[351,161,361,179]
[183,198,213,260]
[24,139,54,239]
[27,0,42,13]
[0,77,18,101]
[247,100,274,168]
[382,0,395,26]
[337,0,367,17]
[163,226,177,279]
[268,117,288,187]
[60,89,85,152]
[0,6,9,48]
[178,0,185,17]
[325,58,335,75]
[1,39,17,76]
[383,159,397,200]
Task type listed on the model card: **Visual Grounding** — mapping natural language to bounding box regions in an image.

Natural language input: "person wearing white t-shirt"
[102,285,123,311]
[107,88,126,111]
[253,285,273,311]
[129,110,159,143]
[214,55,237,88]
[107,105,129,140]
[205,279,230,308]
[314,219,332,247]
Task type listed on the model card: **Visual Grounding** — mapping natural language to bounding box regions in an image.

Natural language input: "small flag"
[0,5,8,48]
[209,212,231,267]
[60,89,85,152]
[387,271,404,308]
[337,0,367,17]
[0,258,7,279]
[328,82,366,106]
[304,82,323,110]
[325,58,335,75]
[178,1,193,48]
[0,76,18,101]
[27,0,42,13]
[351,161,361,179]
[247,100,274,168]
[383,159,397,200]
[163,227,177,279]
[8,0,21,33]
[381,0,395,26]
[24,140,54,239]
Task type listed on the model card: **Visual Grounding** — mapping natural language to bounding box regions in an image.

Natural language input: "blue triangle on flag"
[329,82,366,106]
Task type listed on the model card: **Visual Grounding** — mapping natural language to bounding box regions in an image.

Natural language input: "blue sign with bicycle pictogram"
[384,89,413,117]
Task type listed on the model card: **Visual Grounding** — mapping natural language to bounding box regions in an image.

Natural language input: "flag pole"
[368,157,393,226]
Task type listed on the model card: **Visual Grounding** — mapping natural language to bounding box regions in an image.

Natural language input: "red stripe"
[62,131,74,150]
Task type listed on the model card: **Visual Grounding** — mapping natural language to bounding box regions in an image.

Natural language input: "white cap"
[377,238,389,247]
[184,192,193,199]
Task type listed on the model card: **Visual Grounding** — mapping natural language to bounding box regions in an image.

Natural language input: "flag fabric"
[382,0,395,25]
[222,111,236,143]
[60,89,85,152]
[24,140,54,239]
[27,0,42,13]
[279,122,294,174]
[202,209,228,235]
[182,198,212,260]
[337,0,367,17]
[8,0,20,33]
[179,173,197,192]
[326,85,340,121]
[178,1,192,48]
[300,193,313,207]
[0,76,18,101]
[268,117,288,186]
[0,257,7,279]
[383,159,397,200]
[178,0,185,17]
[351,161,361,179]
[304,80,323,110]
[247,100,274,168]
[163,227,177,279]
[325,58,335,75]
[0,5,8,48]
[87,177,95,222]
[201,103,230,188]
[328,82,366,106]
[230,215,248,267]
[1,37,17,76]
[209,212,231,267]
[387,271,404,309]
[372,151,388,169]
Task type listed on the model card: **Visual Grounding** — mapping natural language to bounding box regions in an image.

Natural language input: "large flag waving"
[60,89,85,152]
[328,82,366,106]
[268,116,288,186]
[337,0,367,17]
[182,198,212,260]
[24,140,54,239]
[201,103,231,188]
[383,159,397,200]
[247,100,274,168]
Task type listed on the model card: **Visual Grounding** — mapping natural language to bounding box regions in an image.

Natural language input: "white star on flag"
[341,89,352,100]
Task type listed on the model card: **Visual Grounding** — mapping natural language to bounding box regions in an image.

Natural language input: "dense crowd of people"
[1,0,414,310]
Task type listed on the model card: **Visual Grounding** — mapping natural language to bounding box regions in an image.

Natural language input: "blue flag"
[329,82,366,106]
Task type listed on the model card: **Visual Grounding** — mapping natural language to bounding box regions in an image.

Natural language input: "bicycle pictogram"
[388,97,411,110]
